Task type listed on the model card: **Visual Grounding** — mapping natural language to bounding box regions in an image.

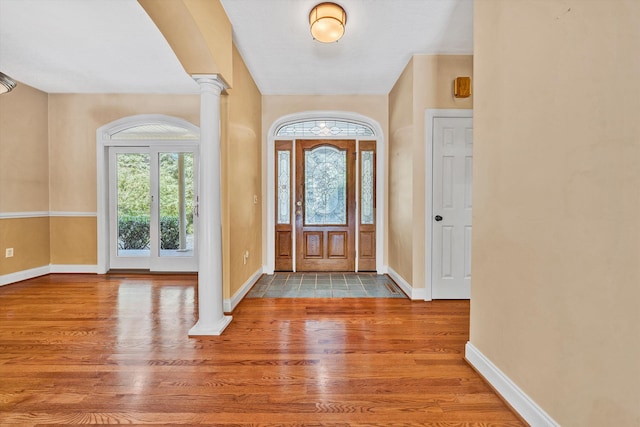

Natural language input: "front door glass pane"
[304,146,347,225]
[117,153,150,257]
[159,152,195,257]
[361,150,374,225]
[277,150,291,224]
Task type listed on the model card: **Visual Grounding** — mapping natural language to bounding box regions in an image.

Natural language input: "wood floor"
[0,274,525,426]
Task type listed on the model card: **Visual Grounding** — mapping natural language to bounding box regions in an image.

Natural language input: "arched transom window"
[109,123,199,141]
[276,119,375,137]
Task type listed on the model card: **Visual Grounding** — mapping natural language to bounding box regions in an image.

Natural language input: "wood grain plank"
[0,274,525,426]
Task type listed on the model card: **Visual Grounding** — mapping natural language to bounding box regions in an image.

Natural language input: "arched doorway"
[266,111,385,274]
[96,115,200,273]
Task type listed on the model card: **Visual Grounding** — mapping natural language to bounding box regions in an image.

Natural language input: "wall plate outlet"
[5,248,14,258]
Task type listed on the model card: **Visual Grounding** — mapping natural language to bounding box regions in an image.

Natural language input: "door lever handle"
[434,215,443,221]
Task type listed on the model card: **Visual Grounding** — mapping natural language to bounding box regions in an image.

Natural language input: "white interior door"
[109,146,198,272]
[432,117,473,299]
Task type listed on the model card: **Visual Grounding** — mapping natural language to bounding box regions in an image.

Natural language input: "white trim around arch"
[96,114,200,274]
[266,111,386,274]
[424,109,473,301]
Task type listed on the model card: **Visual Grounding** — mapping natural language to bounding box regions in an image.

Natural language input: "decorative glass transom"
[276,120,374,137]
[111,123,199,141]
[304,146,347,225]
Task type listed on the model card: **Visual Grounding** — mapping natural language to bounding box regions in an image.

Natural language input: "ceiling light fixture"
[309,2,347,43]
[0,72,17,94]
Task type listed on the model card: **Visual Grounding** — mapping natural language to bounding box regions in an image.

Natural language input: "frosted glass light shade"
[309,2,346,43]
[0,72,16,94]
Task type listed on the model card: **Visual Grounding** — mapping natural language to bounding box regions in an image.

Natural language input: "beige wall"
[388,59,415,282]
[0,83,49,213]
[48,94,200,213]
[222,45,262,299]
[0,217,50,275]
[387,55,473,287]
[0,83,50,275]
[46,94,200,266]
[261,95,389,267]
[50,216,97,265]
[472,1,640,425]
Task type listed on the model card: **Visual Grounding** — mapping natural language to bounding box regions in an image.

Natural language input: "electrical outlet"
[5,248,14,258]
[253,194,258,204]
[243,250,249,264]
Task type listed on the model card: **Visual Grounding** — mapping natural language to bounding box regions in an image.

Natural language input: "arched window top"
[109,122,199,141]
[276,119,375,137]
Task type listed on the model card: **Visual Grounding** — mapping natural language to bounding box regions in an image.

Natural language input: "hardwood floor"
[0,274,525,426]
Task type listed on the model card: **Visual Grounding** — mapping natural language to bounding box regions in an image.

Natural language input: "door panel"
[327,231,347,258]
[274,141,293,271]
[358,141,376,271]
[110,149,151,269]
[150,149,198,272]
[432,117,473,299]
[296,140,355,271]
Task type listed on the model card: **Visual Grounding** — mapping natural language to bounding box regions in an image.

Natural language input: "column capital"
[192,74,227,93]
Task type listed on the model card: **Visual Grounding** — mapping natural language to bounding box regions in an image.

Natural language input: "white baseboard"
[386,266,426,300]
[0,265,50,287]
[50,264,99,274]
[223,267,263,313]
[0,265,100,287]
[465,342,559,427]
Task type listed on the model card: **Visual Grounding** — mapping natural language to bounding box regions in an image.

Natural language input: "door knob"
[296,201,302,206]
[434,215,443,221]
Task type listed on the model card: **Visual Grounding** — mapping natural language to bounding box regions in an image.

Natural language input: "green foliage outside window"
[118,216,181,250]
[117,152,194,250]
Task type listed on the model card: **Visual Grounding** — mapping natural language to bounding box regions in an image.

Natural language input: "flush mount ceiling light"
[309,2,347,43]
[0,72,17,94]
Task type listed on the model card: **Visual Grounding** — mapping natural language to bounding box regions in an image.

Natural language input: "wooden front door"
[295,140,355,271]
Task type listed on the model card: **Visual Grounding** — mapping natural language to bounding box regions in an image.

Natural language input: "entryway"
[268,113,384,274]
[247,272,406,298]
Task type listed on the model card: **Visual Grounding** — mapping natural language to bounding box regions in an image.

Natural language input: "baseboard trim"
[50,265,99,274]
[465,342,559,427]
[386,266,426,300]
[0,265,100,287]
[0,265,50,287]
[223,267,263,313]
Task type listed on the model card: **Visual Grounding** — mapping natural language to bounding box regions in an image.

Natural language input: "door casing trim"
[425,109,473,301]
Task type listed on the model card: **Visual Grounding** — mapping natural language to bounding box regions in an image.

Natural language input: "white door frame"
[425,109,473,301]
[266,111,386,274]
[96,114,200,274]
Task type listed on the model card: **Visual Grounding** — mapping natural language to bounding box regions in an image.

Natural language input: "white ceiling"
[0,0,473,95]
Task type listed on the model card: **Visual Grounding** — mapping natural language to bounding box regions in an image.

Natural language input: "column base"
[188,315,233,337]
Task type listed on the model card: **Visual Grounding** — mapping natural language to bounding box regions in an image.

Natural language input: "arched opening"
[96,115,200,273]
[267,111,385,274]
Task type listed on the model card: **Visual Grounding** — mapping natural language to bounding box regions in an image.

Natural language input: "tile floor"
[246,272,407,299]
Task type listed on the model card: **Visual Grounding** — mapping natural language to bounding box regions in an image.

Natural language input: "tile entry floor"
[246,272,407,299]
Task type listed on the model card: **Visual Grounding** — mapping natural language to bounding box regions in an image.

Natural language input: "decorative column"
[189,75,232,336]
